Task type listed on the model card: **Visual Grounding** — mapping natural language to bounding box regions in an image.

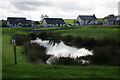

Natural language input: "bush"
[12,34,30,46]
[92,46,120,66]
[97,37,120,47]
[62,35,120,50]
[38,31,61,45]
[23,42,51,63]
[62,35,97,49]
[38,31,49,40]
[62,35,73,44]
[27,33,37,40]
[53,56,80,65]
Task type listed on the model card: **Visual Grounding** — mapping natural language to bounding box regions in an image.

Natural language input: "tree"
[40,14,45,21]
[45,15,49,18]
[2,19,6,27]
[40,14,49,21]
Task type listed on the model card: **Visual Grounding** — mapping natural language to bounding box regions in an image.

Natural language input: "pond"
[31,38,93,64]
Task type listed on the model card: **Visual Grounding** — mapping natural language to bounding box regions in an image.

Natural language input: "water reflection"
[31,39,93,59]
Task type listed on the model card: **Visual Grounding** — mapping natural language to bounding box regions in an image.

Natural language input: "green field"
[2,25,120,79]
[64,19,75,24]
[98,18,103,22]
[32,25,119,40]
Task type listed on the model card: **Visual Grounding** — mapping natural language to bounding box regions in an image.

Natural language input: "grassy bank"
[56,25,119,40]
[3,64,119,78]
[64,19,75,24]
[2,25,120,78]
[31,25,119,40]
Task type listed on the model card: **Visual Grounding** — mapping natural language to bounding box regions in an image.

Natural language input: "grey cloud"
[57,2,95,12]
[11,2,95,12]
[105,2,118,9]
[1,0,118,20]
[11,2,57,11]
[11,2,39,11]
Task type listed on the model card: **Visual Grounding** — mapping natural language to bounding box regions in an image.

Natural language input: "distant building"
[117,15,120,25]
[42,18,65,27]
[33,21,40,27]
[76,14,98,25]
[6,17,32,27]
[103,15,119,25]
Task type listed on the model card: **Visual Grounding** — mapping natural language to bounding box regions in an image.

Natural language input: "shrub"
[92,46,120,66]
[62,35,73,43]
[62,36,97,49]
[97,38,120,47]
[48,32,61,45]
[53,56,80,65]
[62,35,120,50]
[38,31,49,40]
[23,42,51,63]
[38,31,61,45]
[27,33,37,40]
[12,34,30,46]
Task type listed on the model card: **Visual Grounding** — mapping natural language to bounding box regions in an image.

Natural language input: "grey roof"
[78,15,97,20]
[44,18,65,24]
[7,17,26,24]
[26,20,32,25]
[7,17,32,25]
[104,16,117,21]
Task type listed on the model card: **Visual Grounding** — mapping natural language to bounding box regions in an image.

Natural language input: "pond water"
[31,39,93,64]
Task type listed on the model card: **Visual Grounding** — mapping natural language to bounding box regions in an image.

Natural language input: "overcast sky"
[0,0,119,20]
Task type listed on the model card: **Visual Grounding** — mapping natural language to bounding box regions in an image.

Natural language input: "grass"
[55,25,119,40]
[31,25,119,40]
[64,19,75,24]
[2,26,120,78]
[98,18,103,22]
[0,27,2,79]
[3,64,119,78]
[0,20,2,26]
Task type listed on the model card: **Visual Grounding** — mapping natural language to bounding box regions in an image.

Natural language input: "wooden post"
[12,39,17,64]
[13,46,17,64]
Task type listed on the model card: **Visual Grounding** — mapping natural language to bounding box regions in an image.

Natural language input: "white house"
[6,17,32,27]
[103,15,119,25]
[42,18,65,27]
[117,15,120,25]
[76,14,98,25]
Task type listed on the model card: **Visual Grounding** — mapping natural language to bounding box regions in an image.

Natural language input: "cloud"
[0,0,119,20]
[11,1,95,12]
[11,2,39,11]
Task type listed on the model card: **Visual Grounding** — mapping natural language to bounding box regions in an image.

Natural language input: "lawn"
[2,25,120,79]
[98,18,103,22]
[0,27,2,79]
[30,25,119,40]
[64,19,75,24]
[55,25,119,40]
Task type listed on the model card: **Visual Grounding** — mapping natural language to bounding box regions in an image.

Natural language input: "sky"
[0,0,120,21]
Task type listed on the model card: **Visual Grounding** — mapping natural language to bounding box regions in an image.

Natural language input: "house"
[76,14,98,25]
[103,14,120,25]
[6,17,32,27]
[117,16,120,25]
[103,15,118,25]
[33,21,40,27]
[42,18,65,27]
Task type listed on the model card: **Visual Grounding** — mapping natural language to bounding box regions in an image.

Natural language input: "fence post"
[12,39,17,64]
